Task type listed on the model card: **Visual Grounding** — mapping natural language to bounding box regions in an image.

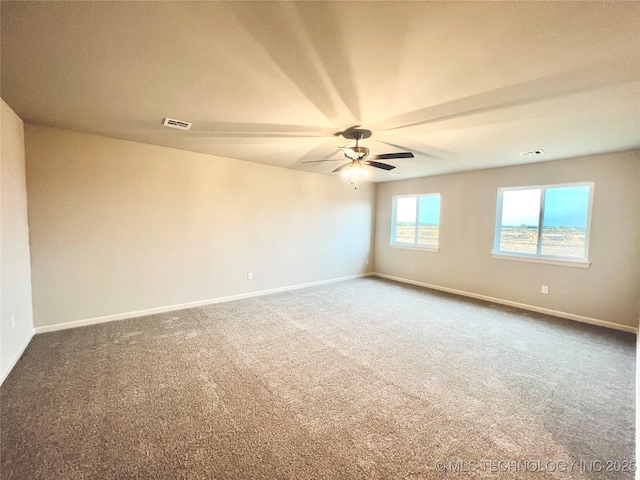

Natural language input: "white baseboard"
[34,273,375,334]
[0,328,35,387]
[31,271,637,335]
[374,273,638,334]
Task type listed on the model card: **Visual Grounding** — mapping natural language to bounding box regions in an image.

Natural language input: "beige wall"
[1,99,34,381]
[25,125,375,328]
[21,123,640,331]
[375,150,640,329]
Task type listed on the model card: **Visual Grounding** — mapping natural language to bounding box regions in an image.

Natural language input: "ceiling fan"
[301,127,414,179]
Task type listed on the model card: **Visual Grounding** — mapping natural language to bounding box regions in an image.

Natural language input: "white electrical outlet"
[366,258,369,264]
[541,285,549,294]
[10,316,15,328]
[247,272,253,280]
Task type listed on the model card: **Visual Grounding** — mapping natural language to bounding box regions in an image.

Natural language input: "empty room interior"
[1,2,639,479]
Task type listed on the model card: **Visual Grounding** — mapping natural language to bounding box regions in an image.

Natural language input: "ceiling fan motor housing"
[342,128,373,140]
[351,146,369,158]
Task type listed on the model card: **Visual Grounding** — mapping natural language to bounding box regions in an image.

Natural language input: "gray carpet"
[1,278,635,479]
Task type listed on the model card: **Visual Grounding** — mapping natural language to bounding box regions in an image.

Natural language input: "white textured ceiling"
[1,1,639,182]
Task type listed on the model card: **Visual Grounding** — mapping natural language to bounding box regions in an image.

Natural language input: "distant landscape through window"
[495,184,592,261]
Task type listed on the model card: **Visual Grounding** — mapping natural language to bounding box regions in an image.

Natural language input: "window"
[493,183,593,264]
[391,194,441,249]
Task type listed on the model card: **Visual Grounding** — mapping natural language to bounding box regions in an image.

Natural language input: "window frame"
[492,182,594,267]
[390,193,441,251]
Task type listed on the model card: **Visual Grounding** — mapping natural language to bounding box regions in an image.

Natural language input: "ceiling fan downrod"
[349,132,369,159]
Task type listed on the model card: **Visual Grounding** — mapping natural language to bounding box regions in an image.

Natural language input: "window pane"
[417,195,440,246]
[395,196,417,243]
[541,186,590,258]
[499,189,541,254]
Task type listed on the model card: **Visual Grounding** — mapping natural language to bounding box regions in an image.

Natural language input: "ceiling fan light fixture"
[342,161,369,179]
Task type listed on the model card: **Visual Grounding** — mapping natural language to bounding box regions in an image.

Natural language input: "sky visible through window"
[497,184,591,259]
[501,189,540,227]
[397,196,440,225]
[396,197,416,223]
[501,186,590,228]
[543,186,590,228]
[418,195,441,225]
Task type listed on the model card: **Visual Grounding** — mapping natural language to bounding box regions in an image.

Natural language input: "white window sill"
[390,244,439,253]
[491,253,591,269]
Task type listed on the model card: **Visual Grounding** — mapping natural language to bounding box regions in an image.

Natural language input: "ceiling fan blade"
[332,163,352,173]
[340,148,358,160]
[301,159,344,163]
[188,122,335,138]
[377,138,446,160]
[369,152,415,160]
[364,161,396,171]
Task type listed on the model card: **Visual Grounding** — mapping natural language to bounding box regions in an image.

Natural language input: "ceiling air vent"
[519,149,545,157]
[162,118,192,131]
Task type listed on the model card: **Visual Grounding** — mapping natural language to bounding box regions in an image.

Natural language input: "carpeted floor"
[1,278,635,479]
